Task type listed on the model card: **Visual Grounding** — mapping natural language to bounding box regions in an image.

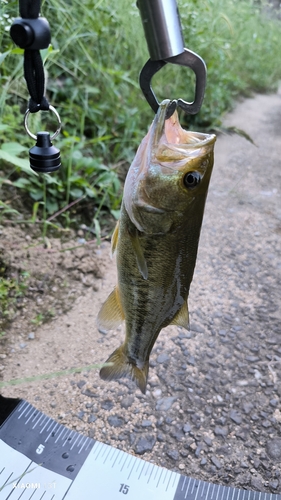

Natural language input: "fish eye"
[183,171,201,189]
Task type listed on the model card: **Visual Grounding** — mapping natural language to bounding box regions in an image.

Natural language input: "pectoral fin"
[97,287,124,332]
[100,345,149,394]
[111,220,119,256]
[170,302,190,330]
[128,228,148,280]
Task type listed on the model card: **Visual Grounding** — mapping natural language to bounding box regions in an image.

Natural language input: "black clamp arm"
[10,0,51,113]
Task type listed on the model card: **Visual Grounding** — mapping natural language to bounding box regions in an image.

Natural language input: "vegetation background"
[0,0,281,229]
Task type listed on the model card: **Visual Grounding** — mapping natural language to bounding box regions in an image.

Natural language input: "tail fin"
[99,345,149,394]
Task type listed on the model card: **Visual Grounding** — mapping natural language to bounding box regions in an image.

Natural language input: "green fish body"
[98,100,216,393]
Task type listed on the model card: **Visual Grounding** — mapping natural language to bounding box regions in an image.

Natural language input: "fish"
[97,99,216,394]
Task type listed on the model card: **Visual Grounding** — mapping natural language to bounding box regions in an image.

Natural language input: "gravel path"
[1,90,281,492]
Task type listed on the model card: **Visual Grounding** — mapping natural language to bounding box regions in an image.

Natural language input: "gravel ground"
[1,90,281,493]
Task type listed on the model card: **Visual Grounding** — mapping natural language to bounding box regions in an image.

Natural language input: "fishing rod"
[137,0,206,118]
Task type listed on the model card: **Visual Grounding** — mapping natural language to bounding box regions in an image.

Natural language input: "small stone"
[107,415,124,427]
[166,449,179,461]
[155,397,177,411]
[77,380,86,389]
[214,426,228,437]
[82,389,97,398]
[200,458,207,466]
[204,436,212,446]
[183,423,191,433]
[157,432,165,442]
[28,332,35,340]
[211,456,222,469]
[121,396,134,409]
[269,480,279,490]
[178,463,185,470]
[19,343,27,349]
[242,402,254,414]
[230,410,242,424]
[251,475,264,490]
[245,356,260,362]
[266,439,281,460]
[153,389,162,398]
[134,435,156,455]
[156,353,170,364]
[77,411,85,420]
[101,399,114,410]
[88,414,97,423]
[262,420,271,428]
[141,420,152,428]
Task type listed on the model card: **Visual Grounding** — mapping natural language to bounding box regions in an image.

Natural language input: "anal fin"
[97,287,124,332]
[170,301,190,331]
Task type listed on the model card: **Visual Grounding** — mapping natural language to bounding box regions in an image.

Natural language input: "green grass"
[0,0,281,229]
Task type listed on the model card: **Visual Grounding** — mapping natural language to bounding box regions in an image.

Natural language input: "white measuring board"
[0,396,280,500]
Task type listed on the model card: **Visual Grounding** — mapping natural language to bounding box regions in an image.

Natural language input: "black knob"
[10,18,51,50]
[29,132,61,173]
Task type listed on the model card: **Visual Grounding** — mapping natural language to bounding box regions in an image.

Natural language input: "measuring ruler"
[0,396,280,500]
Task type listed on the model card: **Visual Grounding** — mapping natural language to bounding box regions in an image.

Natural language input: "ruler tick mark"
[70,433,81,450]
[103,446,113,465]
[120,455,129,471]
[40,417,51,434]
[172,472,178,488]
[184,477,192,499]
[194,482,201,500]
[32,413,45,429]
[78,437,88,454]
[215,485,221,500]
[138,461,146,480]
[54,426,65,443]
[62,429,74,446]
[147,463,155,484]
[181,476,187,491]
[165,470,173,492]
[191,479,196,495]
[201,481,207,498]
[17,401,29,419]
[112,449,122,468]
[156,468,164,488]
[45,422,59,443]
[127,456,137,480]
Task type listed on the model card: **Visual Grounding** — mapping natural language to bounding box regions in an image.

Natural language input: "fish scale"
[1,396,280,500]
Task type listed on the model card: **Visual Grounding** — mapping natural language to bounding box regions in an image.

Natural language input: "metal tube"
[137,0,184,61]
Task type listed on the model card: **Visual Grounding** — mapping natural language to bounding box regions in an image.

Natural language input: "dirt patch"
[0,224,106,349]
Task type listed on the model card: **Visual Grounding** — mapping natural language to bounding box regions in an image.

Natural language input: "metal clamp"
[24,105,62,141]
[139,48,206,116]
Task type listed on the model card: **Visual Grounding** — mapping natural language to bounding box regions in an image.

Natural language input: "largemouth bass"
[98,99,216,393]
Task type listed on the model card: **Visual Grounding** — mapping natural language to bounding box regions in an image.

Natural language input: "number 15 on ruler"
[119,484,130,494]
